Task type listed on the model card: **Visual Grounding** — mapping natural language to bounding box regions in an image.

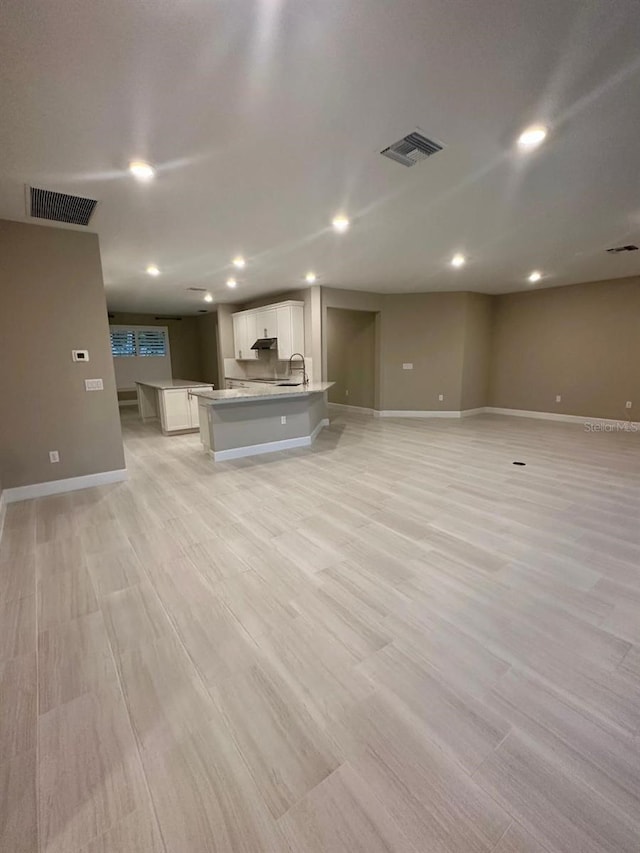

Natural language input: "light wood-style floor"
[2,407,640,853]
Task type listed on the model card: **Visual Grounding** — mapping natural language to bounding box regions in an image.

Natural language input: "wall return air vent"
[28,186,98,226]
[380,131,444,167]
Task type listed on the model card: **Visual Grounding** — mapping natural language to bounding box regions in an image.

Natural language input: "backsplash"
[224,352,313,381]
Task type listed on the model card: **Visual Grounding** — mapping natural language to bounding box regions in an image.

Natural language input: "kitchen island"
[135,379,214,434]
[190,382,334,461]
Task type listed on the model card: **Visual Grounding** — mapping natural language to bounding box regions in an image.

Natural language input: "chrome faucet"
[288,353,309,385]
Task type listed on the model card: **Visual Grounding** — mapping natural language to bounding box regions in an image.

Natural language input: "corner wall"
[0,219,125,490]
[461,293,493,410]
[489,277,640,420]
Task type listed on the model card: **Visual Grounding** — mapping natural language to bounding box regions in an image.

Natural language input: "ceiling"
[2,0,640,314]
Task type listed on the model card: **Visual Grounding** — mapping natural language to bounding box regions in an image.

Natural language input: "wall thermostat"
[72,350,89,362]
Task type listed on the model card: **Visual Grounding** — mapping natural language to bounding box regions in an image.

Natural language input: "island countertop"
[134,379,213,390]
[190,381,334,405]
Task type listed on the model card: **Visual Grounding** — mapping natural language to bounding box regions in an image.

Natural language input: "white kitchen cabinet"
[233,313,259,360]
[161,389,192,431]
[276,304,304,361]
[232,300,304,363]
[255,308,277,339]
[154,385,213,433]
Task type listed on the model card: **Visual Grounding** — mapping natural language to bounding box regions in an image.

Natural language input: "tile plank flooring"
[1,407,640,852]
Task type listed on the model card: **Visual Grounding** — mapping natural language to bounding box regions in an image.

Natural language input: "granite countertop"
[225,377,290,384]
[134,379,213,390]
[191,382,334,405]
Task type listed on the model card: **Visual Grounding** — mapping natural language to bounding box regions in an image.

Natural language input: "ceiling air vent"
[29,186,98,226]
[606,244,638,254]
[187,287,207,292]
[380,131,443,167]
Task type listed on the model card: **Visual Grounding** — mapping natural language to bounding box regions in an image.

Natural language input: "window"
[137,329,167,357]
[110,329,137,357]
[110,328,167,358]
[109,324,172,390]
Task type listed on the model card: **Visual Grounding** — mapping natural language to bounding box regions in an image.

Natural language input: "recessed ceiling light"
[450,253,466,268]
[517,126,547,149]
[332,215,350,233]
[204,293,213,303]
[226,277,237,288]
[146,265,160,276]
[305,271,317,283]
[528,270,542,283]
[232,256,246,269]
[129,160,156,180]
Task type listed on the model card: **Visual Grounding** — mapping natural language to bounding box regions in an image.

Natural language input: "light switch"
[85,378,104,391]
[402,363,413,370]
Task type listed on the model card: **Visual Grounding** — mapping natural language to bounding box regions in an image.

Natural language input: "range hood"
[251,337,277,351]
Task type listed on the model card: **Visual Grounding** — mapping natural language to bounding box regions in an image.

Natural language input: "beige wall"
[461,293,493,410]
[321,288,470,412]
[378,292,467,412]
[0,219,125,489]
[326,309,376,408]
[195,313,219,385]
[321,288,385,408]
[490,277,640,419]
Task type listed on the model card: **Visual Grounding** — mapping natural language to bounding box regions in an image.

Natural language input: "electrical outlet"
[438,394,444,402]
[626,401,632,409]
[281,415,287,425]
[556,395,562,403]
[345,389,349,397]
[84,378,104,391]
[72,350,89,362]
[402,363,413,370]
[49,450,60,463]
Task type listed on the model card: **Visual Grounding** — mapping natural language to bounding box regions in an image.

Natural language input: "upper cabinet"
[232,300,304,361]
[255,308,277,339]
[232,313,258,360]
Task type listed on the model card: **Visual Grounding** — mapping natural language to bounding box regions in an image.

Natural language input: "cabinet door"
[161,390,191,431]
[276,307,293,361]
[188,390,201,427]
[233,314,245,360]
[256,308,277,339]
[276,305,304,361]
[244,312,259,358]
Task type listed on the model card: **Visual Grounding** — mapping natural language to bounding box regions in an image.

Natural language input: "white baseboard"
[311,417,331,440]
[4,468,128,504]
[370,406,638,427]
[484,407,640,427]
[210,419,329,462]
[375,410,464,419]
[329,403,375,414]
[0,490,6,544]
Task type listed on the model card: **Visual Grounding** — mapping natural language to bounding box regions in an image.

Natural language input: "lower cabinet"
[159,388,212,433]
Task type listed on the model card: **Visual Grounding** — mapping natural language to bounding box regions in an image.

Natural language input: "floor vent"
[381,131,444,167]
[606,244,638,253]
[187,287,207,292]
[29,186,98,226]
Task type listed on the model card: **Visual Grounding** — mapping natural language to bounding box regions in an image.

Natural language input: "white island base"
[136,380,214,435]
[194,385,332,461]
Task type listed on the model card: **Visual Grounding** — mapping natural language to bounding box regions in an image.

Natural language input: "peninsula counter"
[190,382,334,461]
